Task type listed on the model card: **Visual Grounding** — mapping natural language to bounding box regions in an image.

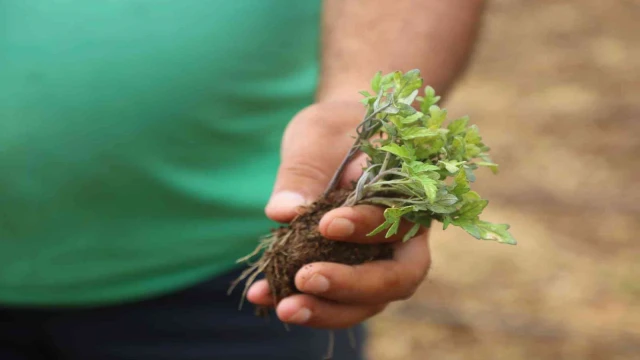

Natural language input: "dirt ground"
[367,1,640,359]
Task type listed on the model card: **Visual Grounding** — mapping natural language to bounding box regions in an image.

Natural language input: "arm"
[317,0,485,103]
[250,0,486,329]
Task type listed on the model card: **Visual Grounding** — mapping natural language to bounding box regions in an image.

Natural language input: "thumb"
[265,102,364,223]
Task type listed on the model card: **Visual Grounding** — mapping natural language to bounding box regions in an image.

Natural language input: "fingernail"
[289,308,312,324]
[266,191,307,213]
[326,218,355,238]
[303,274,330,293]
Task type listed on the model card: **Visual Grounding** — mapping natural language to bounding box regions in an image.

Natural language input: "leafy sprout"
[326,69,516,245]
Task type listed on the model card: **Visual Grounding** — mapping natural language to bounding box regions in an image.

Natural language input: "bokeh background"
[367,1,639,359]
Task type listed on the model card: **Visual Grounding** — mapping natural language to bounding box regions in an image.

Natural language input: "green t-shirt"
[0,1,320,306]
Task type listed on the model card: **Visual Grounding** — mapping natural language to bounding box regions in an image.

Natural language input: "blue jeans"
[0,267,365,360]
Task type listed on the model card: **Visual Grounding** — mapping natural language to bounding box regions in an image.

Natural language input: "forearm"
[317,0,486,103]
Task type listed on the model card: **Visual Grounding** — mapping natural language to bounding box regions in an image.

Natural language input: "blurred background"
[366,1,639,359]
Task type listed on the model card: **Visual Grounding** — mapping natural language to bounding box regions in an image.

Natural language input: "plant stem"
[379,151,391,174]
[323,104,390,196]
[324,145,359,197]
[366,179,412,187]
[343,174,411,208]
[368,169,407,185]
[361,197,424,206]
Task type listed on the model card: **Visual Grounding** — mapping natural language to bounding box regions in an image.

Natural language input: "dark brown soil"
[263,189,394,303]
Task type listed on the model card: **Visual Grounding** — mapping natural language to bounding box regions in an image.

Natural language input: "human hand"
[246,101,431,329]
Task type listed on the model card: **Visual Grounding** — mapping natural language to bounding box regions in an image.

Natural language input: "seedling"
[230,69,516,312]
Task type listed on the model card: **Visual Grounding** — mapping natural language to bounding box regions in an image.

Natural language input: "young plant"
[230,69,516,310]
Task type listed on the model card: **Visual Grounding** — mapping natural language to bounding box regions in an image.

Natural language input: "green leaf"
[451,216,516,244]
[407,161,440,173]
[439,160,466,174]
[400,127,439,140]
[475,221,517,245]
[359,90,372,98]
[359,96,375,106]
[437,128,450,137]
[426,105,447,129]
[389,115,406,130]
[426,192,458,214]
[369,206,411,236]
[386,220,401,237]
[398,89,419,105]
[442,216,452,230]
[380,119,398,137]
[359,142,374,156]
[450,136,466,160]
[447,116,469,136]
[451,170,471,196]
[396,103,417,116]
[461,190,482,201]
[477,161,499,174]
[455,219,483,239]
[402,223,422,242]
[419,136,445,158]
[397,71,423,101]
[436,193,459,206]
[371,71,382,93]
[383,104,400,114]
[380,72,396,91]
[465,144,482,158]
[457,198,488,220]
[368,206,416,238]
[425,171,441,180]
[398,69,422,96]
[373,89,385,110]
[420,86,441,113]
[384,206,415,220]
[464,125,481,145]
[380,143,413,160]
[368,221,391,236]
[464,165,476,182]
[393,71,403,86]
[405,212,433,228]
[401,112,424,124]
[427,203,457,214]
[416,175,438,201]
[479,153,493,163]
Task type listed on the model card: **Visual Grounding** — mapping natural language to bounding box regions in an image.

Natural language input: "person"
[0,1,485,359]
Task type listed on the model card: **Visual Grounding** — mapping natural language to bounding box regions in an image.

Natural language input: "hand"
[246,101,432,329]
